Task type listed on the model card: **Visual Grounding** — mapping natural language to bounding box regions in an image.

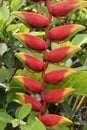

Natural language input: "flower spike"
[40,114,73,129]
[49,24,85,42]
[15,53,44,72]
[11,11,48,28]
[13,33,46,52]
[44,69,77,84]
[14,93,42,112]
[50,0,87,18]
[46,46,81,63]
[13,76,42,93]
[44,88,75,103]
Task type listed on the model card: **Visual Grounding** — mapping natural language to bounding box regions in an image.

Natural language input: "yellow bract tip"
[13,76,23,83]
[14,92,25,105]
[53,116,73,129]
[72,24,85,33]
[68,45,81,53]
[15,53,25,60]
[59,88,75,103]
[13,33,24,39]
[11,11,23,17]
[65,69,77,78]
[60,117,73,126]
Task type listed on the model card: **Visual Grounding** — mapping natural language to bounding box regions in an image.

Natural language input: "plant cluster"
[0,0,87,130]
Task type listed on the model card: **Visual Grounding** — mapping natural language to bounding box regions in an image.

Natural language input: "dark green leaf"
[62,100,73,118]
[0,121,7,130]
[0,68,15,82]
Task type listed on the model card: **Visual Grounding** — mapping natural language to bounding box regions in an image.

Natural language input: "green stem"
[72,95,80,112]
[75,96,87,113]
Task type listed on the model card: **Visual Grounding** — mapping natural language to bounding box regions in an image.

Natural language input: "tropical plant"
[0,0,87,130]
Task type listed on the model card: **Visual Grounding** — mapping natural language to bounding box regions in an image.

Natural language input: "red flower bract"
[13,76,42,93]
[49,24,85,42]
[46,46,80,63]
[50,0,77,18]
[12,11,48,28]
[15,53,44,72]
[40,114,72,128]
[13,33,46,52]
[15,93,42,112]
[44,69,76,84]
[46,46,70,63]
[44,88,75,103]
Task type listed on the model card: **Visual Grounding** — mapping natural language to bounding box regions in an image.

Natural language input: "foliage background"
[0,0,87,130]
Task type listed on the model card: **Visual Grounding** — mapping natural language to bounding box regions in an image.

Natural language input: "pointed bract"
[44,69,77,84]
[14,93,42,112]
[11,11,48,28]
[46,46,80,63]
[49,24,85,42]
[44,88,75,103]
[15,53,44,72]
[40,114,73,129]
[13,76,42,93]
[13,33,46,52]
[50,0,87,18]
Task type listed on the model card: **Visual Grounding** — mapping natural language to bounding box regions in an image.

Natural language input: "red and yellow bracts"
[40,114,73,129]
[15,53,44,72]
[14,93,42,112]
[44,88,75,103]
[13,76,42,93]
[11,11,48,28]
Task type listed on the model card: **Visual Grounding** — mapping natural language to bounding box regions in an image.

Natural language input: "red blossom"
[14,93,42,112]
[13,33,46,52]
[13,76,42,93]
[15,53,44,72]
[12,11,48,28]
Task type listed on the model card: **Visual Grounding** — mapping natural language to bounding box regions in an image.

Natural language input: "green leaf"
[62,100,72,118]
[4,53,15,68]
[0,121,7,130]
[84,124,87,130]
[0,5,9,21]
[11,0,26,11]
[72,34,87,46]
[0,43,8,56]
[20,125,31,130]
[30,118,46,130]
[27,112,36,125]
[6,24,29,33]
[0,112,14,123]
[16,104,32,120]
[0,68,15,82]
